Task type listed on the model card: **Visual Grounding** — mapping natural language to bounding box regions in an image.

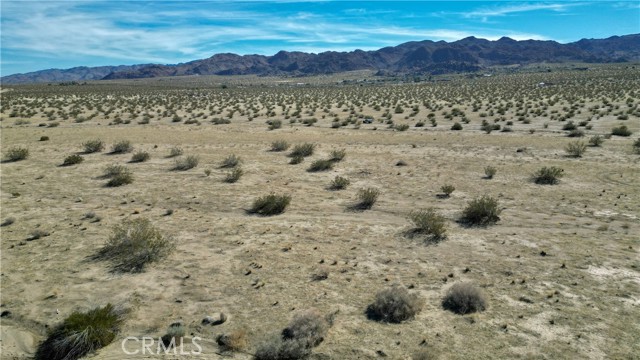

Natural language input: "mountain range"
[2,34,639,84]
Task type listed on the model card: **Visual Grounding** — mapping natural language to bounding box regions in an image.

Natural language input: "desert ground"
[1,63,639,359]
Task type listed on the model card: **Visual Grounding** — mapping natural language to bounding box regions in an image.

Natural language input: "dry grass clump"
[532,166,564,185]
[354,187,380,210]
[62,154,84,166]
[289,143,315,158]
[308,159,333,172]
[249,193,291,216]
[224,167,244,183]
[216,329,248,352]
[330,175,350,190]
[366,285,423,323]
[442,282,487,314]
[94,218,174,273]
[168,146,183,158]
[271,140,290,152]
[255,309,329,360]
[329,149,346,162]
[565,141,587,158]
[82,139,104,153]
[110,140,133,154]
[460,195,501,226]
[130,151,150,163]
[173,155,199,171]
[221,154,241,168]
[4,146,29,162]
[35,304,125,360]
[289,155,304,165]
[407,208,447,242]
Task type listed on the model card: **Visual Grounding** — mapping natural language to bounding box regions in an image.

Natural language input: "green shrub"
[532,166,564,185]
[460,195,501,226]
[408,209,447,242]
[173,155,199,171]
[308,159,333,172]
[221,154,241,168]
[271,140,290,152]
[611,124,632,137]
[4,146,29,162]
[106,171,133,187]
[103,164,127,178]
[355,188,380,210]
[224,167,244,183]
[95,218,173,273]
[249,193,291,216]
[290,143,315,157]
[588,135,604,147]
[440,184,455,197]
[35,304,125,360]
[484,166,497,179]
[130,151,150,163]
[565,141,587,158]
[267,119,282,130]
[110,140,133,154]
[289,155,304,165]
[330,176,350,190]
[366,285,423,323]
[82,139,104,153]
[442,282,487,315]
[451,122,463,130]
[168,147,183,158]
[329,149,346,162]
[62,154,84,166]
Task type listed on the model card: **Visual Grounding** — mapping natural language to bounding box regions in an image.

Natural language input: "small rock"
[202,312,227,326]
[0,310,11,318]
[376,350,387,357]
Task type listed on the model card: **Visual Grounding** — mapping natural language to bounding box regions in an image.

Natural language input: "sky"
[1,1,639,76]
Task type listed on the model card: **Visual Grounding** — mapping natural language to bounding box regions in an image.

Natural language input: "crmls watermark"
[121,336,203,355]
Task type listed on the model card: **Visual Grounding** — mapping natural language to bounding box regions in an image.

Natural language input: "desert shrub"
[173,155,199,171]
[95,218,173,273]
[254,337,310,360]
[249,193,291,216]
[4,146,29,162]
[484,166,497,179]
[330,176,350,190]
[408,208,447,242]
[532,166,564,185]
[567,129,584,137]
[329,149,346,162]
[366,285,423,323]
[588,135,604,147]
[611,124,632,137]
[451,122,463,130]
[224,167,244,183]
[82,139,104,153]
[62,154,84,166]
[634,138,640,154]
[221,154,241,168]
[40,136,50,141]
[440,184,455,197]
[105,168,133,187]
[168,147,183,158]
[34,304,125,360]
[442,282,487,315]
[308,159,333,172]
[255,310,329,360]
[565,141,587,157]
[355,187,380,210]
[103,164,127,178]
[562,121,577,131]
[268,119,282,130]
[460,195,501,226]
[271,140,290,152]
[412,349,440,360]
[289,155,304,165]
[130,151,150,163]
[28,229,50,240]
[395,124,410,131]
[216,330,248,352]
[204,169,211,177]
[110,140,132,154]
[1,217,16,227]
[290,143,315,157]
[161,323,185,348]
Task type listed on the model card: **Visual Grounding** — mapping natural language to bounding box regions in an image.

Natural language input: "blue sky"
[1,1,639,76]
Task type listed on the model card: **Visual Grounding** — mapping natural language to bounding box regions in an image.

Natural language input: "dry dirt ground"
[1,66,639,359]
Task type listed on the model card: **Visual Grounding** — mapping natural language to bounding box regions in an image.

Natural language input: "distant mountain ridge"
[2,34,639,84]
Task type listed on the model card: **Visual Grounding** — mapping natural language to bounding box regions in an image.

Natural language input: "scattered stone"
[0,310,11,318]
[202,312,227,326]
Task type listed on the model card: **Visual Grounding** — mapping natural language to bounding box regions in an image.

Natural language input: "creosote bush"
[271,140,290,152]
[533,166,564,185]
[330,176,350,190]
[565,141,587,158]
[308,159,333,172]
[611,124,632,137]
[249,193,291,216]
[442,282,487,315]
[4,147,29,162]
[440,184,455,197]
[62,154,84,166]
[589,135,604,147]
[130,151,150,163]
[408,208,447,242]
[110,140,133,154]
[224,167,243,183]
[355,187,380,210]
[95,218,173,273]
[82,139,104,153]
[173,155,199,171]
[290,143,315,158]
[460,195,501,226]
[35,304,125,360]
[484,166,497,179]
[366,285,423,323]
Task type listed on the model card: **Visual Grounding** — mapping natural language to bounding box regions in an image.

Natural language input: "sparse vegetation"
[82,139,104,153]
[130,151,150,163]
[4,146,29,162]
[533,166,564,185]
[484,166,497,179]
[62,154,84,166]
[366,285,423,323]
[290,143,315,157]
[249,193,291,216]
[442,282,487,314]
[460,195,501,226]
[407,208,447,242]
[330,175,350,190]
[95,218,173,273]
[173,155,199,170]
[255,309,329,360]
[588,135,604,147]
[329,149,346,162]
[440,184,455,197]
[611,124,632,137]
[221,154,241,168]
[224,167,244,183]
[216,330,248,352]
[565,141,587,157]
[168,147,183,158]
[354,187,380,210]
[110,140,133,154]
[271,140,290,152]
[35,304,125,360]
[308,159,333,172]
[634,138,640,154]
